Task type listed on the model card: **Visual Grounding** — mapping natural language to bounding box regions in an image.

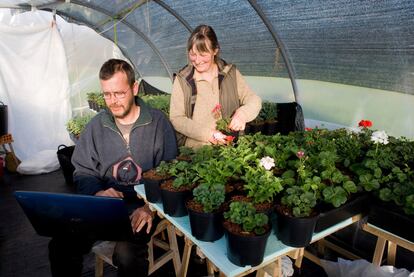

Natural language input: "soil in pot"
[186,199,224,241]
[160,179,192,217]
[224,180,246,201]
[314,193,370,233]
[223,221,271,266]
[275,204,318,247]
[229,195,274,217]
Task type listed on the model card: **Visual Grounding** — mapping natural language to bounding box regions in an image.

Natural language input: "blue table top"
[135,184,357,276]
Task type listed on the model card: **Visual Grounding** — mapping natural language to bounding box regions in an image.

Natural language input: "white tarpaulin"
[0,10,72,171]
[0,9,126,174]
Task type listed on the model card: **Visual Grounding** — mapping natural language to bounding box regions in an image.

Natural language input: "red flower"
[212,104,222,114]
[225,136,235,142]
[305,127,313,131]
[358,120,373,128]
[212,104,222,120]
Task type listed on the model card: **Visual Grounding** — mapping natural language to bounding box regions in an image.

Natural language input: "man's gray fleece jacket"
[72,98,177,198]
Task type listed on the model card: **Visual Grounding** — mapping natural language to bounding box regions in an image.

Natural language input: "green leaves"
[216,118,232,133]
[259,101,277,121]
[322,186,347,208]
[242,165,283,204]
[66,114,95,136]
[224,201,269,235]
[141,94,171,116]
[193,183,225,213]
[168,160,199,189]
[281,186,317,217]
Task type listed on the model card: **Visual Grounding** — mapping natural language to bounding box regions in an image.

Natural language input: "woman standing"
[169,25,262,148]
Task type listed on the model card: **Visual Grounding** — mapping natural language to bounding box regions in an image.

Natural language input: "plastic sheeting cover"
[0,10,72,164]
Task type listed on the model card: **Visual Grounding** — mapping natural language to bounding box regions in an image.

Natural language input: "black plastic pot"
[244,123,253,135]
[314,193,370,233]
[264,120,278,135]
[0,101,8,136]
[187,204,224,241]
[161,188,191,217]
[56,144,75,186]
[275,209,318,247]
[248,121,266,134]
[224,225,271,266]
[368,198,414,242]
[143,178,163,203]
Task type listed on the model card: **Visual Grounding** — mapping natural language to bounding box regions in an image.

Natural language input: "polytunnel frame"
[46,9,145,79]
[16,0,300,101]
[63,0,174,80]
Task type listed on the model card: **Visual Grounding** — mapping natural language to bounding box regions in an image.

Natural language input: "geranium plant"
[280,186,318,217]
[212,103,234,139]
[224,201,269,235]
[278,150,321,217]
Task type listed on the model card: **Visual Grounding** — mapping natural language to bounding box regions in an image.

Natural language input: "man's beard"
[109,98,135,119]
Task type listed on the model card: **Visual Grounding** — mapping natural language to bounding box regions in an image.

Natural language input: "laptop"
[14,190,134,241]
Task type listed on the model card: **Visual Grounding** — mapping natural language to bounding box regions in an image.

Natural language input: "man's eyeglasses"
[102,90,128,100]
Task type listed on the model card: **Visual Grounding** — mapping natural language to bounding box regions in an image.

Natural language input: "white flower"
[260,156,275,170]
[371,130,389,145]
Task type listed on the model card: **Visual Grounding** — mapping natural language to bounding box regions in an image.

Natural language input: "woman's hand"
[229,110,246,131]
[208,131,227,145]
[130,204,154,234]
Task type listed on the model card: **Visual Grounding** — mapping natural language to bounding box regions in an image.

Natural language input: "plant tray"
[314,193,370,233]
[367,200,414,242]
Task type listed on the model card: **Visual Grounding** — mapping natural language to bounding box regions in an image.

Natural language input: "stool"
[92,219,181,277]
[362,223,414,266]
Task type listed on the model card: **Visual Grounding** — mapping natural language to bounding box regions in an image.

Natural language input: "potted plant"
[66,114,95,141]
[176,146,194,162]
[186,159,228,241]
[274,150,320,247]
[160,160,198,217]
[223,201,271,266]
[187,182,226,241]
[276,185,319,247]
[241,159,283,215]
[364,130,414,242]
[246,114,265,135]
[211,104,238,142]
[87,92,106,112]
[142,161,172,203]
[261,101,278,135]
[141,94,171,116]
[311,149,367,232]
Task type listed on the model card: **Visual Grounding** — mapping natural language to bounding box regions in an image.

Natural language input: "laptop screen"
[14,191,134,241]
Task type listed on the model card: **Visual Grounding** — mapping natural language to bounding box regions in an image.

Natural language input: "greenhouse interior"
[0,1,413,277]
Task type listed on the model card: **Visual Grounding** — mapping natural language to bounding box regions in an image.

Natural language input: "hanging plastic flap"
[321,258,414,277]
